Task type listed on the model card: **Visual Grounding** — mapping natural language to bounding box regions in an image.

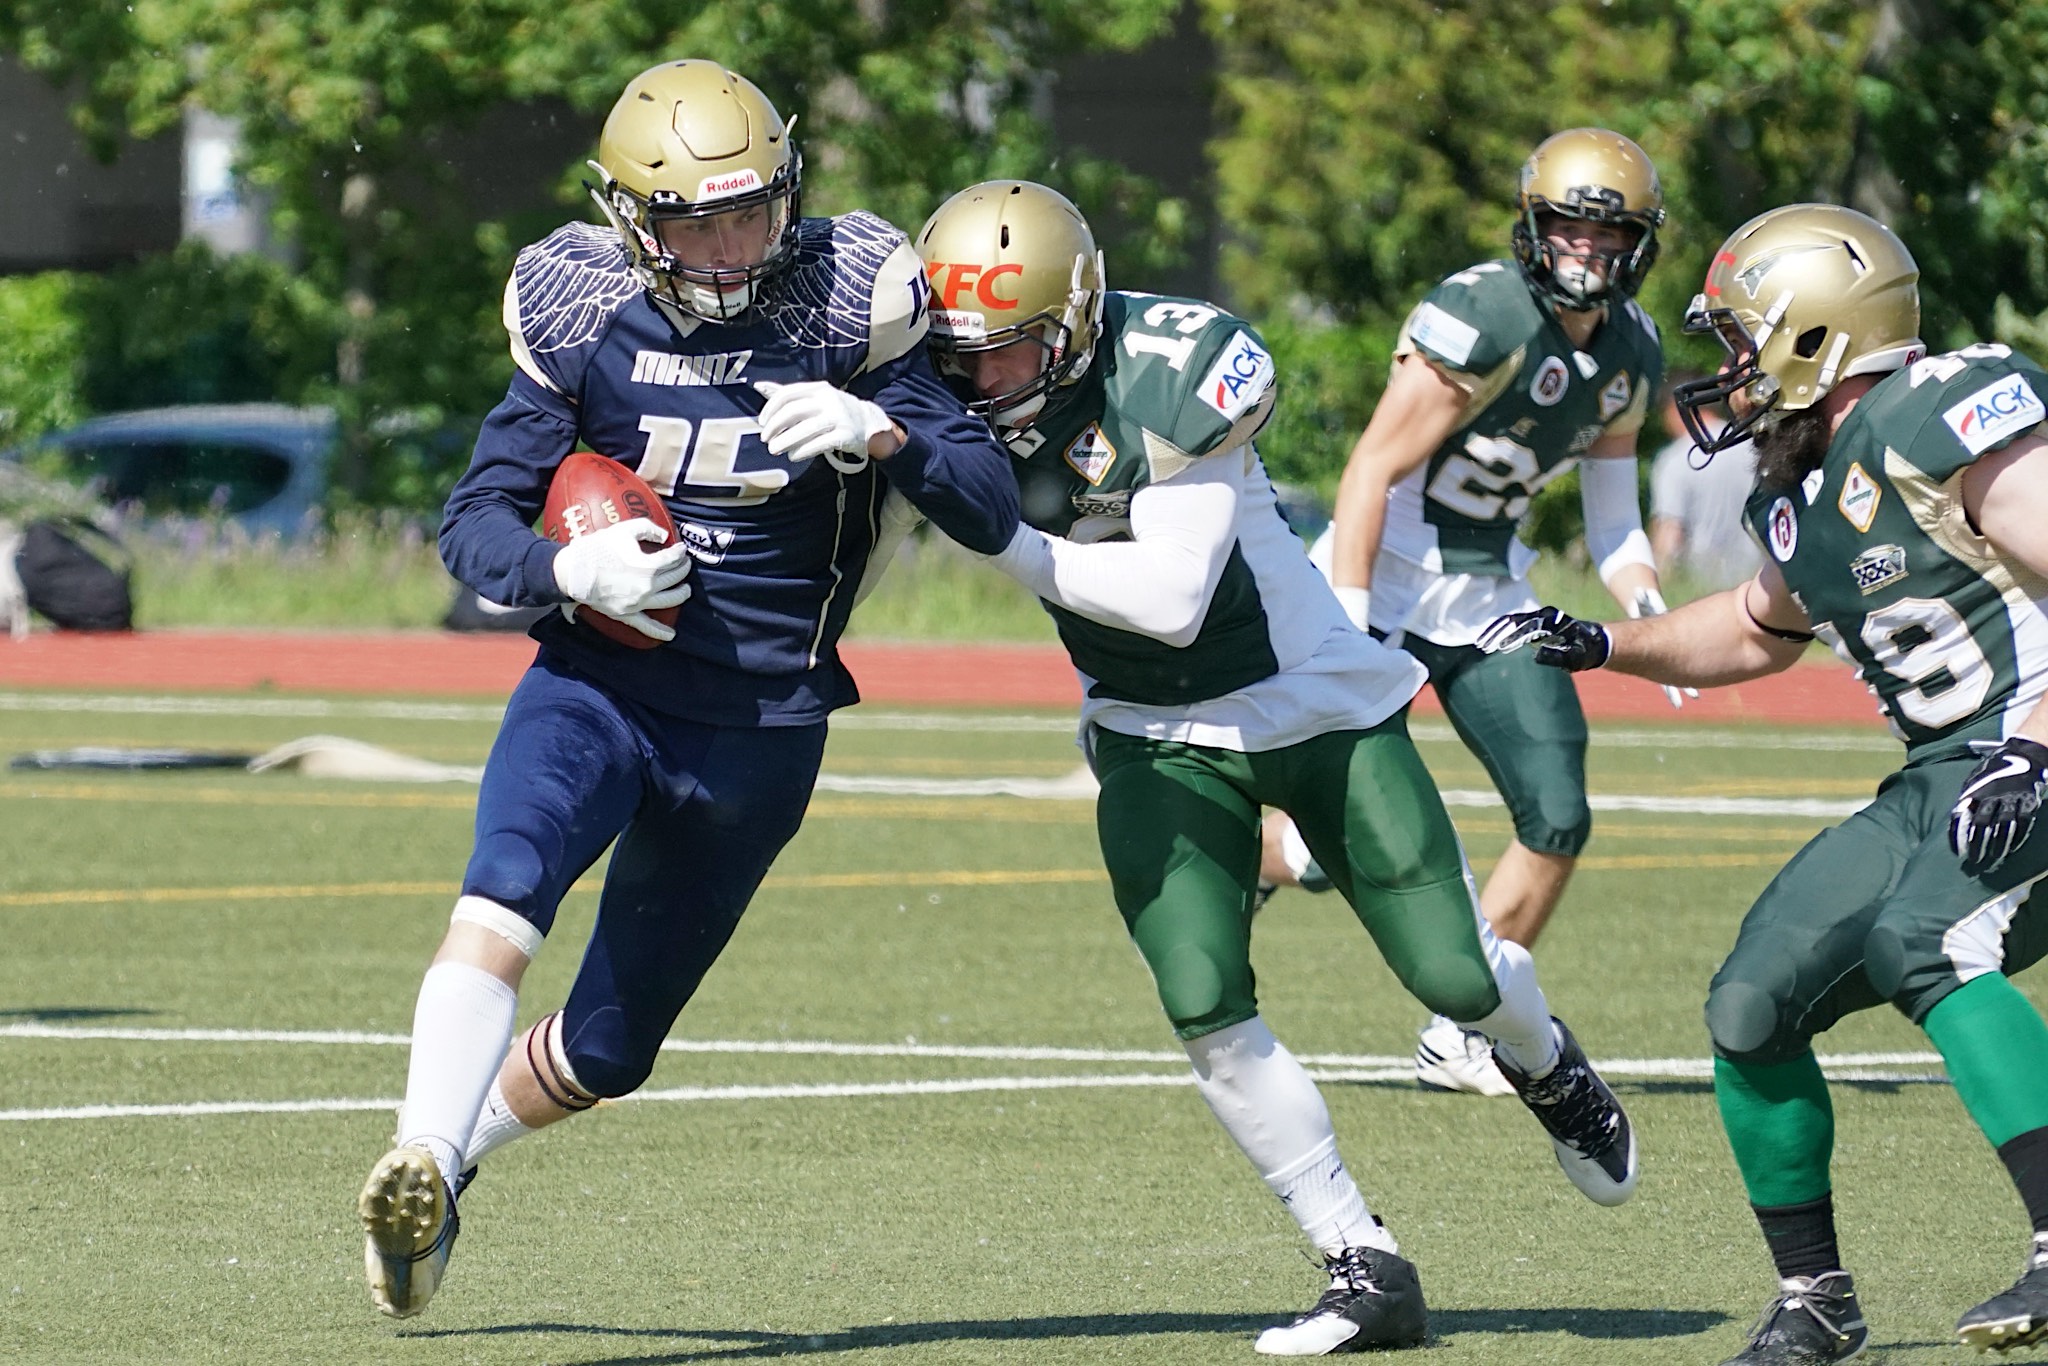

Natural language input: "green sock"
[1923,974,2048,1148]
[1715,1052,1834,1208]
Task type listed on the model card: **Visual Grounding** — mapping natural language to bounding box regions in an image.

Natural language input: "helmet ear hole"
[1793,325,1828,359]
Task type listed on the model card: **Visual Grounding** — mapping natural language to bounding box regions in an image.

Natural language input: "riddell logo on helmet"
[696,169,763,200]
[926,262,1023,311]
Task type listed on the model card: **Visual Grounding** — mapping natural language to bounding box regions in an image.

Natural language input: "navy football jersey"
[441,212,1019,727]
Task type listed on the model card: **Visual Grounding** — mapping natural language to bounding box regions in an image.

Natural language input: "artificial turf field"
[0,689,2038,1365]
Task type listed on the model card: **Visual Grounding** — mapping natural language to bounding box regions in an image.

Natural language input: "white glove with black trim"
[1628,587,1700,710]
[754,380,893,471]
[550,517,693,642]
[1476,605,1612,671]
[1949,736,2048,874]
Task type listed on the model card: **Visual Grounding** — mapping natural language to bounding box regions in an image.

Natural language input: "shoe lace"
[1323,1246,1386,1300]
[1523,1058,1618,1155]
[1748,1278,1854,1348]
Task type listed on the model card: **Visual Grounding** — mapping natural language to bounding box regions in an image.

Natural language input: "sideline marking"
[0,1051,1947,1124]
[0,692,1894,750]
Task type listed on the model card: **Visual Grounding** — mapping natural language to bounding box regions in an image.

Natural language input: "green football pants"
[1090,712,1501,1039]
[1392,630,1592,857]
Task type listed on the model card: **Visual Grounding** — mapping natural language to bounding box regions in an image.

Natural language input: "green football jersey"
[1006,290,1287,706]
[1746,343,2048,762]
[1385,260,1665,576]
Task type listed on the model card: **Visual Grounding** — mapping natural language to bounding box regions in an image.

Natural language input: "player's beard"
[1753,406,1835,490]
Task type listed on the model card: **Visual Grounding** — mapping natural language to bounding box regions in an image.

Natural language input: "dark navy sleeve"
[851,347,1019,555]
[439,371,577,607]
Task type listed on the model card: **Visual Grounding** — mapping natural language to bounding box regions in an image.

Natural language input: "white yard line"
[0,1025,1947,1121]
[0,692,1895,751]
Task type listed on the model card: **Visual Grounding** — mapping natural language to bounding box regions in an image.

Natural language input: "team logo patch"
[1568,424,1604,455]
[1943,373,2045,455]
[1071,489,1132,518]
[1572,351,1600,380]
[1197,330,1276,421]
[674,519,735,566]
[1064,424,1116,485]
[1838,462,1881,533]
[1409,301,1478,367]
[1530,355,1570,407]
[1598,372,1633,421]
[1766,495,1799,562]
[1850,543,1908,595]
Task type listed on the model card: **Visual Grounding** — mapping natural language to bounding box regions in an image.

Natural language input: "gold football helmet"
[915,180,1105,426]
[1677,203,1923,455]
[588,60,801,321]
[1511,128,1665,310]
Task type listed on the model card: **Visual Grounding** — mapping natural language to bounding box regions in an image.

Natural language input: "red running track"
[0,628,1885,726]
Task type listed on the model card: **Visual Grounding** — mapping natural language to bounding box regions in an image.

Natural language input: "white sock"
[1184,1017,1391,1257]
[395,961,519,1181]
[464,1077,537,1167]
[1449,880,1559,1077]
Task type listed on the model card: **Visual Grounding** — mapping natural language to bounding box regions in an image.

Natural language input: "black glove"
[1949,736,2048,874]
[1475,606,1612,672]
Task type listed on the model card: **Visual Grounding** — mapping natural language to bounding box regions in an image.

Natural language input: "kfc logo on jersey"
[695,168,763,200]
[1944,374,2045,455]
[1064,424,1117,485]
[1530,356,1570,407]
[1197,330,1275,421]
[1766,495,1799,562]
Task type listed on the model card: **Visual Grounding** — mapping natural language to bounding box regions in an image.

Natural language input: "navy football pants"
[461,653,827,1097]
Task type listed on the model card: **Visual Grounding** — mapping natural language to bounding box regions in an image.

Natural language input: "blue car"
[4,404,336,537]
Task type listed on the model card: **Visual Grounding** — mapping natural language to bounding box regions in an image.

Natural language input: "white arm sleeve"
[984,452,1244,648]
[1580,455,1656,585]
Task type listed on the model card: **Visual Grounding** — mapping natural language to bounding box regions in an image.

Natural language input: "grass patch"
[0,696,2027,1364]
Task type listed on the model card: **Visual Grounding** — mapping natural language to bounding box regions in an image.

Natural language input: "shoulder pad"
[1405,261,1533,374]
[1103,295,1276,476]
[505,223,640,395]
[1871,345,2048,477]
[760,212,920,364]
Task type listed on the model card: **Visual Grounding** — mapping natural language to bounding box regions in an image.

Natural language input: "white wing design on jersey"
[514,224,641,356]
[759,211,904,351]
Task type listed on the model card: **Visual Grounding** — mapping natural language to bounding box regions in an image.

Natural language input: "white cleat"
[359,1144,458,1318]
[1413,1015,1516,1097]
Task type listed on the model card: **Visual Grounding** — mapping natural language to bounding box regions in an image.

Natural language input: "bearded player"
[916,179,1638,1355]
[1483,204,2048,1361]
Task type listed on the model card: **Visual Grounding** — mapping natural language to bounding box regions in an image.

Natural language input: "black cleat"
[1720,1273,1867,1363]
[1957,1234,2048,1353]
[1254,1244,1427,1355]
[1493,1017,1637,1205]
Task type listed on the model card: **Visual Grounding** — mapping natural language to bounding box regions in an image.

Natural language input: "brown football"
[541,452,681,650]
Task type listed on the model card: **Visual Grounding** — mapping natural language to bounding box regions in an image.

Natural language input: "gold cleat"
[358,1145,458,1318]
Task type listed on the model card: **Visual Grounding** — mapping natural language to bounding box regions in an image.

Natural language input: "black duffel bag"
[17,518,134,630]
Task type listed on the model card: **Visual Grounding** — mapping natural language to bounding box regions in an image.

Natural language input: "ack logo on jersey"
[1530,356,1569,407]
[1598,372,1632,421]
[1850,543,1908,595]
[1944,374,2045,455]
[1838,462,1881,533]
[1199,330,1275,421]
[1766,495,1799,562]
[1064,424,1116,485]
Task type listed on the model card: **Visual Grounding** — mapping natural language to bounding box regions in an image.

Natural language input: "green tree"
[2,0,1184,503]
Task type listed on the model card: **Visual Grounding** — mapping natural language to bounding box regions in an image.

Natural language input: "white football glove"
[753,380,892,471]
[1331,585,1371,633]
[1628,587,1699,710]
[550,517,693,643]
